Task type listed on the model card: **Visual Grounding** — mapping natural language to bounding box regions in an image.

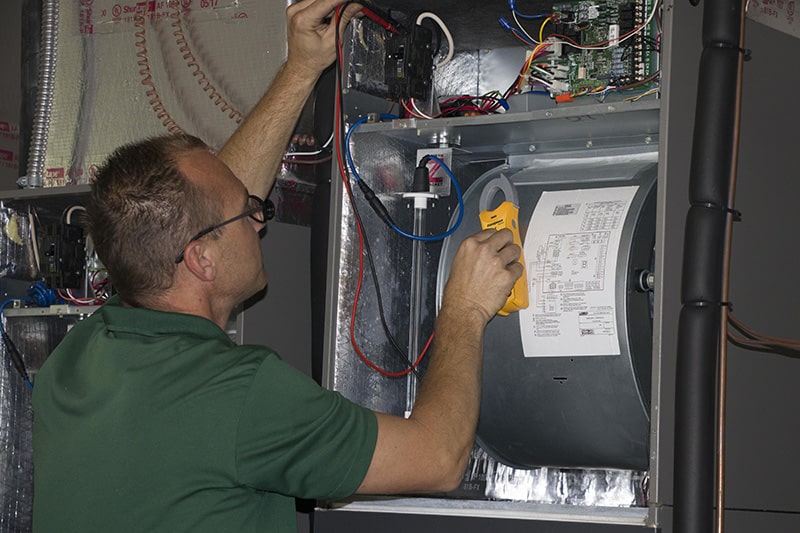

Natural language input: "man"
[31,0,523,531]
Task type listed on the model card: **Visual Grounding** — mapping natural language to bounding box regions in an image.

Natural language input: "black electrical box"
[384,24,434,101]
[38,223,86,289]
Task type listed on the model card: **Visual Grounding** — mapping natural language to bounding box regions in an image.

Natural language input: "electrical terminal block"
[38,223,86,289]
[545,36,563,58]
[550,79,571,94]
[385,23,434,101]
[551,64,570,79]
[531,64,554,81]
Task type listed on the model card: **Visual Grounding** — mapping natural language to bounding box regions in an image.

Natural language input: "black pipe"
[673,0,746,530]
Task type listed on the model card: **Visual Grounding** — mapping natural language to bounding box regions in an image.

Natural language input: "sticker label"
[81,0,254,34]
[519,185,638,357]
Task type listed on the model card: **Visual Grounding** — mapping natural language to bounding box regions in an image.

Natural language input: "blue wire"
[389,155,465,242]
[27,281,61,307]
[343,119,465,242]
[512,9,550,19]
[498,18,537,46]
[0,298,29,335]
[344,114,398,183]
[508,0,549,19]
[344,117,368,183]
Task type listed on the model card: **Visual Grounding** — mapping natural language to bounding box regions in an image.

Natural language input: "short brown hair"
[87,134,221,306]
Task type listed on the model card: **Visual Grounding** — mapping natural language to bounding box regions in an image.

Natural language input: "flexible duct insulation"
[25,1,287,188]
[0,315,82,532]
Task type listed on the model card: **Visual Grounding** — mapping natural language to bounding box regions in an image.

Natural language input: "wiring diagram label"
[519,185,638,357]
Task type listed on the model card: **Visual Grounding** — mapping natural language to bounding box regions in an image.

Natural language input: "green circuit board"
[532,0,659,96]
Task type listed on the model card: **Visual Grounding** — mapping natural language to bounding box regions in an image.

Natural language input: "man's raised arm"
[218,0,361,199]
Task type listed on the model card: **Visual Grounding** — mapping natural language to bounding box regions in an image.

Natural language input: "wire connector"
[1,330,33,389]
[412,162,430,192]
[357,179,395,227]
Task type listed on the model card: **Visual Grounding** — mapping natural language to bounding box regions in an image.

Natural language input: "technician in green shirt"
[31,0,524,531]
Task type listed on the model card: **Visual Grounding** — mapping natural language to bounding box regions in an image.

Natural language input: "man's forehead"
[179,149,247,202]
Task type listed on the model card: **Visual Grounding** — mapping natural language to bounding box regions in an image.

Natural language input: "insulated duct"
[23,0,287,188]
[673,0,747,531]
[0,311,85,532]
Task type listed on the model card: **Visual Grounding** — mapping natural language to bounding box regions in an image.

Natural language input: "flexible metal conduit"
[25,0,58,188]
[673,0,747,531]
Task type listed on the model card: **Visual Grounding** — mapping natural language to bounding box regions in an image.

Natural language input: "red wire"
[335,7,433,377]
[360,6,401,34]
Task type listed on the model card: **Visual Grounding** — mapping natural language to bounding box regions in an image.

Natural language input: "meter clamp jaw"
[478,175,529,316]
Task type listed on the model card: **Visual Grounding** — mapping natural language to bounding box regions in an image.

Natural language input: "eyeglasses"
[175,194,272,264]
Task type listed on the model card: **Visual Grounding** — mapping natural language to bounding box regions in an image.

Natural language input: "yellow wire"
[625,88,660,101]
[539,17,551,43]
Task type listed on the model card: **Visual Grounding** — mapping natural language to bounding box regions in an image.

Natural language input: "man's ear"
[181,240,217,282]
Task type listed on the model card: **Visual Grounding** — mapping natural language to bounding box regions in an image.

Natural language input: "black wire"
[346,175,422,378]
[621,41,633,62]
[336,9,420,378]
[2,331,34,389]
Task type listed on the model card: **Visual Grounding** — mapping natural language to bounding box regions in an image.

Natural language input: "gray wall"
[242,222,312,377]
[0,1,22,189]
[724,17,800,518]
[241,222,314,533]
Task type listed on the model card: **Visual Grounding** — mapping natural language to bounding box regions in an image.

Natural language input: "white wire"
[64,205,86,225]
[531,64,553,79]
[513,10,540,44]
[284,130,334,157]
[410,98,436,119]
[416,12,455,68]
[531,76,554,88]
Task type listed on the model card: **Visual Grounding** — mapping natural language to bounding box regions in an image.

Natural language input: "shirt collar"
[99,294,235,344]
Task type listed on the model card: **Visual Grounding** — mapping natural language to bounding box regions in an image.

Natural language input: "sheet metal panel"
[323,103,659,516]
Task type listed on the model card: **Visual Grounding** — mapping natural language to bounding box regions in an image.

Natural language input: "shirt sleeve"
[234,354,378,500]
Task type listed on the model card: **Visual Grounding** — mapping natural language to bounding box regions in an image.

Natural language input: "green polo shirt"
[32,296,377,532]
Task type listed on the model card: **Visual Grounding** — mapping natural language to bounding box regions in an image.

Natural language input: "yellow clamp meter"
[478,175,529,316]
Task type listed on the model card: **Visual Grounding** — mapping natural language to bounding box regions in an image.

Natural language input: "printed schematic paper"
[519,185,639,357]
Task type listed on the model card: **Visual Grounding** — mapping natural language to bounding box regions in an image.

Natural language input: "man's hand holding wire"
[286,0,363,79]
